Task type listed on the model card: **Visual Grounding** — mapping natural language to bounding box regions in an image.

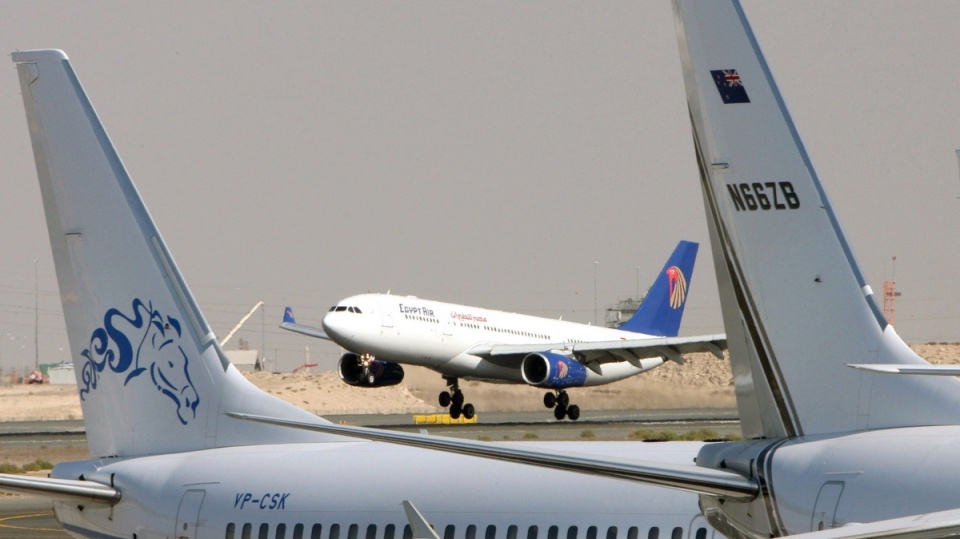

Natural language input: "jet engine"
[520,352,587,389]
[338,353,404,387]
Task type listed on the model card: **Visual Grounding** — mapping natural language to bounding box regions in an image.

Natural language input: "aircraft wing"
[470,334,726,366]
[280,321,331,341]
[279,306,331,340]
[227,412,757,500]
[0,473,120,504]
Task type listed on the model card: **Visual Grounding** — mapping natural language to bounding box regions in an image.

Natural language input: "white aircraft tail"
[674,1,960,438]
[13,49,328,458]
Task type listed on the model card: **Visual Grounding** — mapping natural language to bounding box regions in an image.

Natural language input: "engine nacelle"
[520,352,587,389]
[337,353,405,387]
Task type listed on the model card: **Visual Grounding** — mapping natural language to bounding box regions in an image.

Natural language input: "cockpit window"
[348,307,357,313]
[328,306,337,312]
[335,306,347,312]
[354,307,362,314]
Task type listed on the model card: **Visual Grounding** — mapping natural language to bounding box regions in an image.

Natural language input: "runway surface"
[0,408,739,536]
[0,498,66,538]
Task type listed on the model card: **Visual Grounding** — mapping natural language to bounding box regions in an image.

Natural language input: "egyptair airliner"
[281,242,726,421]
[1,47,727,539]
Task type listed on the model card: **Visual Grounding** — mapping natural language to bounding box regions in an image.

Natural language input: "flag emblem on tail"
[710,69,750,104]
[666,266,688,309]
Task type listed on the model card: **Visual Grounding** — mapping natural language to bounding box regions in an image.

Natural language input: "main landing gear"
[544,389,580,421]
[438,377,475,420]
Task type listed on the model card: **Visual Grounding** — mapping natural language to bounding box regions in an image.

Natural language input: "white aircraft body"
[243,2,960,539]
[282,244,726,421]
[2,49,722,539]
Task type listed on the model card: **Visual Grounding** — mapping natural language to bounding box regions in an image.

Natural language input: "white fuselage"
[53,440,714,539]
[322,294,658,385]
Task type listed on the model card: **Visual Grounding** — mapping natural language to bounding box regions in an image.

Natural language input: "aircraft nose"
[321,312,349,340]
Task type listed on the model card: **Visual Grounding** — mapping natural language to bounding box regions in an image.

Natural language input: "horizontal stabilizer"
[788,506,960,539]
[0,473,119,505]
[849,364,960,376]
[227,412,757,500]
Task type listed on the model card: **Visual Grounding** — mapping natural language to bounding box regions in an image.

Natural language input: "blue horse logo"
[80,299,200,425]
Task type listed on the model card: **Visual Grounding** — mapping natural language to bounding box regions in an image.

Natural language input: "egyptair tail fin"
[618,240,698,337]
[673,0,960,438]
[13,49,328,458]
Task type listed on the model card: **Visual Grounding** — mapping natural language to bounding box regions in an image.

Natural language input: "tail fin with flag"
[674,0,960,439]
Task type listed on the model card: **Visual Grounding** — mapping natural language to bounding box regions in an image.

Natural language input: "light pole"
[593,261,599,326]
[636,266,641,301]
[34,259,39,370]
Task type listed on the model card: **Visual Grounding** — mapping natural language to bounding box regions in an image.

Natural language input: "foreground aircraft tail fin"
[13,49,328,458]
[673,0,960,438]
[618,240,698,336]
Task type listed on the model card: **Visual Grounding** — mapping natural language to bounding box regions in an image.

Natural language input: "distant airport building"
[47,363,76,385]
[226,350,259,372]
[605,296,644,328]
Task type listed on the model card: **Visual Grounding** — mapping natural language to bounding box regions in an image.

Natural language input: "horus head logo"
[665,266,688,309]
[80,299,200,425]
[557,361,569,379]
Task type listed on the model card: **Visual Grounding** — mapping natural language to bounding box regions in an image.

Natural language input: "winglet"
[618,241,698,336]
[283,306,296,324]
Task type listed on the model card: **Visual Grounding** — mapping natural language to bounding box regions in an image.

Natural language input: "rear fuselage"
[53,440,713,539]
[695,426,960,538]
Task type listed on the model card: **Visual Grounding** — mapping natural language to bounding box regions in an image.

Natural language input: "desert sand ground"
[1,343,957,422]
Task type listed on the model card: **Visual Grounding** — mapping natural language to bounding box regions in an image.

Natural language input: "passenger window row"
[459,323,549,340]
[404,314,439,323]
[224,522,709,539]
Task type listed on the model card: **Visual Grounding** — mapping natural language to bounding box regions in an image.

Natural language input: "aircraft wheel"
[439,391,452,407]
[462,403,475,420]
[452,390,465,406]
[567,405,580,421]
[450,402,462,419]
[553,404,567,421]
[557,391,570,408]
[543,392,556,408]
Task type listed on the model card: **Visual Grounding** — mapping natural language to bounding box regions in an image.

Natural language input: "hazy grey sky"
[1,2,959,372]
